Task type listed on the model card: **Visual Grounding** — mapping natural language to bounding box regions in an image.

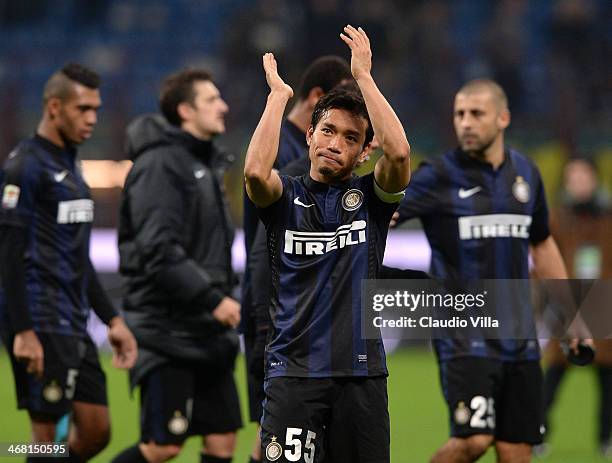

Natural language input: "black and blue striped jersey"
[259,172,398,378]
[0,135,94,337]
[397,147,550,361]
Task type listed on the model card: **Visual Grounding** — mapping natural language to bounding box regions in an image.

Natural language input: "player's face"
[55,83,101,145]
[186,80,229,139]
[307,108,369,182]
[453,91,507,156]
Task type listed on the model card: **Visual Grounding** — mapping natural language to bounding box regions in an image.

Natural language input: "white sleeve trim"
[373,178,405,203]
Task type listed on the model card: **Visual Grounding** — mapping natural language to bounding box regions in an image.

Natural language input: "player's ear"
[177,101,194,123]
[306,87,324,108]
[498,109,511,130]
[47,97,62,120]
[306,125,314,146]
[357,143,371,166]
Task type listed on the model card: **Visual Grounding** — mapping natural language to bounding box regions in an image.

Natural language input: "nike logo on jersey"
[293,196,314,208]
[284,220,366,255]
[193,169,206,179]
[53,170,69,183]
[458,186,482,199]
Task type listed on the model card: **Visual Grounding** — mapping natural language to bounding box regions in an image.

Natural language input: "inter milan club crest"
[265,436,283,461]
[342,189,364,211]
[512,176,530,203]
[43,380,63,403]
[167,410,189,435]
[454,401,471,425]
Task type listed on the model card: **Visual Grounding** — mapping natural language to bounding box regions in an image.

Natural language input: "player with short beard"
[0,63,137,462]
[393,79,592,463]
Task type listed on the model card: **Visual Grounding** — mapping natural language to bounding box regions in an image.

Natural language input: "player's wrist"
[268,89,292,101]
[354,73,374,84]
[107,316,125,328]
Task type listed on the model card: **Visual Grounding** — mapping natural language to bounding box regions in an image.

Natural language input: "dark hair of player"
[297,55,352,100]
[159,69,213,126]
[311,89,374,149]
[61,63,101,89]
[42,63,100,105]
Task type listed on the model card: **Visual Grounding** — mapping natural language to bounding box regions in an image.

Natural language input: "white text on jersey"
[57,199,94,224]
[458,214,531,240]
[284,220,367,255]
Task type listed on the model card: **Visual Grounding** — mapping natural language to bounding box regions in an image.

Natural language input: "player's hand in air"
[13,329,44,378]
[108,316,138,369]
[340,25,372,81]
[212,296,241,328]
[263,53,293,99]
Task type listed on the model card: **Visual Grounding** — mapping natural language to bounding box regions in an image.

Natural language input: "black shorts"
[439,357,543,444]
[7,332,107,419]
[140,362,243,445]
[261,376,389,463]
[244,334,265,422]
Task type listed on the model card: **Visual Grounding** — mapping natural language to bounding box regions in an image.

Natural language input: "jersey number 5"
[284,427,316,463]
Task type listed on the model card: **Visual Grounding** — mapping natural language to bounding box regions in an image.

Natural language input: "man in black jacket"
[112,69,242,463]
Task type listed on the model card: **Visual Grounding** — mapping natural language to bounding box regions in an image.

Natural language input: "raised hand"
[340,25,372,81]
[263,53,293,98]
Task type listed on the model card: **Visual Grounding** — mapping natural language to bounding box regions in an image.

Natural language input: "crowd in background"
[0,0,610,226]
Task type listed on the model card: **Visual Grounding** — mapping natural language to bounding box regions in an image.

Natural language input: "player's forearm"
[356,74,410,163]
[87,258,119,324]
[244,91,291,194]
[0,226,32,333]
[530,236,569,279]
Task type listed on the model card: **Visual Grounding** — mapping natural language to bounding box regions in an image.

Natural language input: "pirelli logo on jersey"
[458,214,532,240]
[57,199,94,224]
[284,220,367,255]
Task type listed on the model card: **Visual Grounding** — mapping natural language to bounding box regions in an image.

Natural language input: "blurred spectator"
[0,0,610,227]
[481,0,528,112]
[539,157,612,458]
[547,0,605,149]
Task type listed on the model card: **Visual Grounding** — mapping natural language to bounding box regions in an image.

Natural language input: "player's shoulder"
[130,141,188,181]
[506,147,542,176]
[3,138,44,172]
[278,172,302,195]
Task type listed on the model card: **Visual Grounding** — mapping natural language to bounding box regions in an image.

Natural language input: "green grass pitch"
[0,348,605,462]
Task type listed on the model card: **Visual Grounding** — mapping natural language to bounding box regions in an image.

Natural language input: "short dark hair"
[297,55,352,100]
[42,63,100,105]
[159,69,213,126]
[458,78,508,110]
[311,89,374,148]
[61,63,101,89]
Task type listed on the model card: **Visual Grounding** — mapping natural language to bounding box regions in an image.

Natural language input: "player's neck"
[37,119,66,149]
[287,101,311,133]
[181,122,213,141]
[468,136,505,170]
[484,137,505,170]
[309,166,351,186]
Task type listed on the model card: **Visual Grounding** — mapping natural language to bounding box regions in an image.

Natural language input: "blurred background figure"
[539,156,612,458]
